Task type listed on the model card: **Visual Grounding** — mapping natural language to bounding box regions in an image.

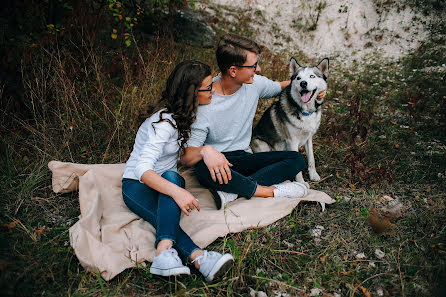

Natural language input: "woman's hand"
[173,188,200,216]
[200,145,233,184]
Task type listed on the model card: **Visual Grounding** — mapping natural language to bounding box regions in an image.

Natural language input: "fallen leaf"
[428,200,435,206]
[356,284,372,297]
[414,197,420,201]
[329,213,336,218]
[320,255,327,264]
[395,143,399,149]
[382,195,394,202]
[349,183,356,190]
[339,270,353,275]
[386,231,397,236]
[6,220,20,229]
[35,227,44,238]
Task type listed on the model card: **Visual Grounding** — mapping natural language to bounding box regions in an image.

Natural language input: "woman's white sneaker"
[192,250,234,282]
[150,247,190,276]
[273,181,308,198]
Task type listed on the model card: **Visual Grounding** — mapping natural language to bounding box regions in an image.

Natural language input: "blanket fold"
[48,160,335,280]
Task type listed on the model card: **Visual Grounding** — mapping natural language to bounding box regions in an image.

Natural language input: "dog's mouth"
[300,89,317,103]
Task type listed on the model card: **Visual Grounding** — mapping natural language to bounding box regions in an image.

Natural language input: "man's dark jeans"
[194,150,305,199]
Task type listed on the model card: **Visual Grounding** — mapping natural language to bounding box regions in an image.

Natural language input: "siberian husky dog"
[251,57,329,188]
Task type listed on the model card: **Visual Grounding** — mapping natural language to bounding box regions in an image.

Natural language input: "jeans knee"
[288,151,306,172]
[194,161,210,183]
[161,171,185,188]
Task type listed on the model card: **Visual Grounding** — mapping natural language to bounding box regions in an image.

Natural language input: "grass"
[1,2,446,297]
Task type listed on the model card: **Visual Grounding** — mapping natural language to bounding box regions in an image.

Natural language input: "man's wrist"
[199,145,210,157]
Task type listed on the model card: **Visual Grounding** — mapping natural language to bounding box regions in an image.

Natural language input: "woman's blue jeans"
[121,171,199,262]
[194,150,305,198]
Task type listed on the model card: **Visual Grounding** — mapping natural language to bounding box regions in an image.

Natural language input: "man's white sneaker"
[210,189,238,209]
[192,250,234,282]
[273,181,308,198]
[150,247,190,276]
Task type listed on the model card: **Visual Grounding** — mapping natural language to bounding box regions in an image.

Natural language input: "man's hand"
[200,145,233,184]
[317,90,327,99]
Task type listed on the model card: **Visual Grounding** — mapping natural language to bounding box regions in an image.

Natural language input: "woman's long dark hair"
[140,60,211,152]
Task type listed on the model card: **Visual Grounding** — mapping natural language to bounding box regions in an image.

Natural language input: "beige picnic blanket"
[48,160,335,281]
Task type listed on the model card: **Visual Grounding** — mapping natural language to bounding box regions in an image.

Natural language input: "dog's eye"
[296,76,301,80]
[310,75,315,78]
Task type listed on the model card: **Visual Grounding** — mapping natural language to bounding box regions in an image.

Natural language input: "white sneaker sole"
[150,266,190,276]
[204,254,234,282]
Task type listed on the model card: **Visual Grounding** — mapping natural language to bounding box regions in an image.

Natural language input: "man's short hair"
[216,34,261,74]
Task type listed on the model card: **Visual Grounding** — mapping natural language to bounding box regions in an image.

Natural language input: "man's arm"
[180,146,204,167]
[280,80,291,90]
[181,145,233,184]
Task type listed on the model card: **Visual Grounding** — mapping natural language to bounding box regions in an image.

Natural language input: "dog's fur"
[251,57,329,187]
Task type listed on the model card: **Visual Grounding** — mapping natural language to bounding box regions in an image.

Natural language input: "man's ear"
[229,66,237,77]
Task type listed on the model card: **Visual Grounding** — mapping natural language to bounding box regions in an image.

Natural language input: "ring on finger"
[186,208,192,212]
[215,171,221,175]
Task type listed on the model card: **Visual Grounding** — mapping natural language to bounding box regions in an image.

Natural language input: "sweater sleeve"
[254,74,282,99]
[134,120,175,181]
[186,111,209,148]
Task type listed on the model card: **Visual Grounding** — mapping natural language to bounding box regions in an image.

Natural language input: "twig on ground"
[398,241,406,297]
[310,174,334,185]
[272,249,309,256]
[350,273,392,297]
[250,275,300,291]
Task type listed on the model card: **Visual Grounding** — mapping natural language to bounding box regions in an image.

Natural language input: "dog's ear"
[289,57,301,77]
[316,58,329,77]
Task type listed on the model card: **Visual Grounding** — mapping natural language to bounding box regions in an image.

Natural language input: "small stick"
[310,174,333,185]
[272,249,309,256]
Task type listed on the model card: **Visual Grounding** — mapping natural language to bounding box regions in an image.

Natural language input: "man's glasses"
[233,61,258,70]
[198,81,213,92]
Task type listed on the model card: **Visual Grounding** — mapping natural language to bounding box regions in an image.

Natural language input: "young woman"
[122,61,234,281]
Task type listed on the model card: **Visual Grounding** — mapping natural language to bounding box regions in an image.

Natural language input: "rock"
[309,288,322,296]
[172,10,216,48]
[310,225,325,237]
[356,252,366,259]
[375,248,385,259]
[141,9,216,48]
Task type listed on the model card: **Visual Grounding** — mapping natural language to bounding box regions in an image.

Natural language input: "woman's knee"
[161,170,185,188]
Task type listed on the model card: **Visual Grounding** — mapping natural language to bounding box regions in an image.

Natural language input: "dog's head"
[289,58,329,106]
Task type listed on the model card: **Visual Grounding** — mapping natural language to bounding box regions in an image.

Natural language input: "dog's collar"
[301,110,317,116]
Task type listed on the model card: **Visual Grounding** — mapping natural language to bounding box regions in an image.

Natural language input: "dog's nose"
[300,81,307,88]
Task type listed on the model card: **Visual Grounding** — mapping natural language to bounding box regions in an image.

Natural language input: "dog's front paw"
[295,173,310,188]
[309,171,320,182]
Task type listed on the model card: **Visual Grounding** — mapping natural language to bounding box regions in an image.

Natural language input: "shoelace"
[191,251,219,265]
[164,247,181,264]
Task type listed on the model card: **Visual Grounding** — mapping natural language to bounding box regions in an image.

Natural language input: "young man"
[180,34,324,209]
